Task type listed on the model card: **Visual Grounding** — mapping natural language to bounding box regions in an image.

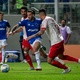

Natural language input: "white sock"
[0,50,2,62]
[35,51,41,68]
[1,48,6,63]
[54,57,65,65]
[78,59,80,63]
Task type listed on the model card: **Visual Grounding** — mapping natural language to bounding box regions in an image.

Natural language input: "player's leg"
[47,43,71,74]
[0,47,2,63]
[58,42,80,63]
[0,39,7,64]
[48,57,71,74]
[19,36,26,63]
[40,46,65,65]
[22,39,34,70]
[47,57,68,69]
[58,54,80,62]
[0,40,2,63]
[40,44,46,51]
[32,41,42,70]
[40,48,47,58]
[1,46,6,64]
[24,47,34,70]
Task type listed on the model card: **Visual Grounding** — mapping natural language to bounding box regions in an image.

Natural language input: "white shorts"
[0,39,7,48]
[31,38,42,48]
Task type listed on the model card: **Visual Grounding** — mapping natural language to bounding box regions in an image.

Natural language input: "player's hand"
[12,31,15,35]
[8,32,12,35]
[26,36,32,40]
[26,35,35,40]
[64,41,68,45]
[9,31,16,35]
[6,33,10,38]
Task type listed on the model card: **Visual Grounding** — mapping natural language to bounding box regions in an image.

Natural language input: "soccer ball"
[0,64,10,72]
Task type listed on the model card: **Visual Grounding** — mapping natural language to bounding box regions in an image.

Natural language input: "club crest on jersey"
[28,24,30,26]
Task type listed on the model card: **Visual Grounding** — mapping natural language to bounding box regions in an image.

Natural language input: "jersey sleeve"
[41,19,48,30]
[66,26,72,34]
[6,22,11,28]
[18,20,25,27]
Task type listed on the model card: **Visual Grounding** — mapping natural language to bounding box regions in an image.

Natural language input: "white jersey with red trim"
[41,16,63,46]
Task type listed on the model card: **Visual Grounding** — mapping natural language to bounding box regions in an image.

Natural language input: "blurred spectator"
[71,0,80,2]
[0,0,3,11]
[45,0,54,2]
[0,0,8,13]
[44,0,54,14]
[11,0,16,11]
[16,0,27,14]
[59,19,72,44]
[63,0,70,13]
[23,0,27,6]
[62,0,70,22]
[36,0,44,2]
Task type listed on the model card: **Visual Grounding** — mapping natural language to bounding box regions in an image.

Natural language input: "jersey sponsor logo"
[28,29,38,32]
[0,28,5,30]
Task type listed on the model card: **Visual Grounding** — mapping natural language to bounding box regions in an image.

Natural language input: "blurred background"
[0,0,80,60]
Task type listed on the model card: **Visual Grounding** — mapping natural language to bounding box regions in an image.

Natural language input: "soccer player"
[0,11,11,64]
[19,6,28,63]
[59,19,71,44]
[26,9,80,73]
[11,6,28,63]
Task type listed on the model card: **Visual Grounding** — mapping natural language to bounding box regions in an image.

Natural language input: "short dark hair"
[27,10,35,15]
[0,11,4,15]
[61,19,66,23]
[20,6,28,11]
[39,9,46,15]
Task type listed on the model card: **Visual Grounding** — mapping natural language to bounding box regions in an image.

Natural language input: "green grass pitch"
[0,62,80,80]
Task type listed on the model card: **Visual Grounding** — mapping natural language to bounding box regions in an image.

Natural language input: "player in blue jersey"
[19,10,43,70]
[0,12,11,64]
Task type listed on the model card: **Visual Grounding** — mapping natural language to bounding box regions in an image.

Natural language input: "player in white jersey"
[26,9,80,73]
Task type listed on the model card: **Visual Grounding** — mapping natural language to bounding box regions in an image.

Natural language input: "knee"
[33,48,38,53]
[58,54,64,59]
[47,59,52,64]
[24,48,29,54]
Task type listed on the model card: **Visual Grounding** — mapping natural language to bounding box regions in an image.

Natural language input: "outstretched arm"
[6,27,11,38]
[12,27,23,34]
[11,24,19,32]
[27,28,45,40]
